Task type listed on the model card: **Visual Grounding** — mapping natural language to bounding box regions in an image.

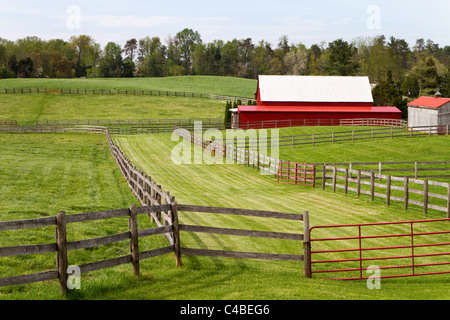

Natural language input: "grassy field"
[0,94,226,125]
[1,131,449,300]
[0,76,257,98]
[0,77,449,301]
[111,133,450,300]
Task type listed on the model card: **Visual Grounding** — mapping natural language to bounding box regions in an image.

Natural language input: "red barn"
[235,75,402,128]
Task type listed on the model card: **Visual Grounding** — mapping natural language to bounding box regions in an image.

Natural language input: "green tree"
[137,37,166,77]
[439,69,450,97]
[174,28,202,74]
[413,56,441,96]
[100,42,123,78]
[220,40,240,76]
[69,35,99,77]
[50,51,73,78]
[324,39,359,76]
[124,38,138,62]
[224,101,232,125]
[372,71,408,118]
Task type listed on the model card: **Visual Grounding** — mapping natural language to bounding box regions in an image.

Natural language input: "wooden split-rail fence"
[321,165,450,217]
[0,87,253,104]
[0,129,311,293]
[0,203,310,293]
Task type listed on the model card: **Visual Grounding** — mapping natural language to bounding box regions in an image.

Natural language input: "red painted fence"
[308,219,450,280]
[277,162,315,186]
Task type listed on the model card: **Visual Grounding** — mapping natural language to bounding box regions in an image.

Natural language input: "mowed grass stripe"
[113,134,448,258]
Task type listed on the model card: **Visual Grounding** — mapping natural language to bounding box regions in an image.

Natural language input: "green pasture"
[0,78,449,301]
[0,94,225,125]
[111,133,450,299]
[0,132,449,300]
[0,76,257,98]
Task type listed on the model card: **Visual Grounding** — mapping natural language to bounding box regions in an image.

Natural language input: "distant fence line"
[3,118,414,134]
[0,87,254,104]
[36,118,224,127]
[225,125,449,149]
[0,120,17,126]
[238,118,408,130]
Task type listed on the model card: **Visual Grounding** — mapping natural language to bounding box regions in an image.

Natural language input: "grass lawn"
[0,131,448,300]
[0,75,449,301]
[0,94,226,125]
[111,133,450,300]
[0,76,257,98]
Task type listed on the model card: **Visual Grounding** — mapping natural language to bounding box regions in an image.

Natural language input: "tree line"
[1,29,449,105]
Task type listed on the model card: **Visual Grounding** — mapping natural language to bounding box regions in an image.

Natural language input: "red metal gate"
[308,219,450,280]
[277,162,315,186]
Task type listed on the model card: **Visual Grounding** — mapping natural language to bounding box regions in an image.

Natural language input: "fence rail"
[314,161,450,181]
[0,203,310,291]
[177,205,309,262]
[321,165,450,217]
[238,118,408,130]
[0,87,253,103]
[36,118,225,127]
[32,117,412,134]
[0,205,175,292]
[231,125,448,149]
[0,120,17,126]
[0,125,108,134]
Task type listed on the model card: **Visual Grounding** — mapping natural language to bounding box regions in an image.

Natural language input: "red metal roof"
[238,105,402,114]
[408,96,450,109]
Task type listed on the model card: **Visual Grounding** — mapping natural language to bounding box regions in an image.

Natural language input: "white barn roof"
[258,75,374,103]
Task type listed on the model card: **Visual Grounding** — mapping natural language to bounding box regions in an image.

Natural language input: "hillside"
[0,76,257,98]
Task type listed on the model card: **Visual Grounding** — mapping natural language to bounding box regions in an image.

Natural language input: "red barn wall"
[238,110,402,124]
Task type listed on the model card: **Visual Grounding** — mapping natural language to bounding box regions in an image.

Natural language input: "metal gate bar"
[309,218,450,280]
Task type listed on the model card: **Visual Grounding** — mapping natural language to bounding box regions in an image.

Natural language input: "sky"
[1,0,449,48]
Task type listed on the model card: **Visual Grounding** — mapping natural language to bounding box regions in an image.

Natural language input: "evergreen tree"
[224,101,232,125]
[324,39,359,76]
[373,71,408,118]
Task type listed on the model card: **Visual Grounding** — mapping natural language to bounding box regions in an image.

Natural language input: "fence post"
[56,211,68,295]
[357,171,361,197]
[404,177,409,211]
[370,172,375,202]
[129,205,140,277]
[386,175,391,207]
[322,164,326,190]
[332,167,337,193]
[303,211,311,278]
[344,168,349,194]
[378,162,382,182]
[423,180,429,216]
[413,162,418,179]
[156,186,162,222]
[170,198,183,268]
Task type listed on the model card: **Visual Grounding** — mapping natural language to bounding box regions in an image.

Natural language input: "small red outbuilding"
[235,75,402,128]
